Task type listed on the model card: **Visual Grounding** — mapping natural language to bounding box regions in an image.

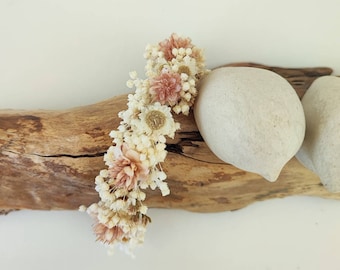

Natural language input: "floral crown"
[81,33,208,255]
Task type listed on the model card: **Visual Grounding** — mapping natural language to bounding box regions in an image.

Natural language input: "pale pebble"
[296,76,340,192]
[194,67,305,182]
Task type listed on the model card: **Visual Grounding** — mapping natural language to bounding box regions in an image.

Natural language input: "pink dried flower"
[94,222,125,244]
[109,144,149,190]
[159,33,192,61]
[150,70,182,105]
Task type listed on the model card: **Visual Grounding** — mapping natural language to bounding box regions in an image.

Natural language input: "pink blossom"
[150,70,182,105]
[159,33,192,61]
[109,144,149,190]
[94,222,125,244]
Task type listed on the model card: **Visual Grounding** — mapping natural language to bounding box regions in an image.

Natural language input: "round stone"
[296,76,340,192]
[194,67,305,182]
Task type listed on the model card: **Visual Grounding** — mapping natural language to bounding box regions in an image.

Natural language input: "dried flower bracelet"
[80,33,209,255]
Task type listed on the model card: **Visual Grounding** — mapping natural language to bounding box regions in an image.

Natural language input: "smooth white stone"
[194,67,305,182]
[296,76,340,192]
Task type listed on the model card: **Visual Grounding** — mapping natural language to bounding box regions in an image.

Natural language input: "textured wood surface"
[0,63,337,213]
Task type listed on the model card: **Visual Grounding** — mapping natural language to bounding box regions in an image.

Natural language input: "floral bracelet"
[80,33,209,255]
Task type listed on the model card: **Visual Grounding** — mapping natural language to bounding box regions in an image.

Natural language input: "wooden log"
[0,63,337,213]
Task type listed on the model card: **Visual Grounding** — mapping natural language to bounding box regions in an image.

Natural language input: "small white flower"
[104,146,116,166]
[137,102,180,139]
[179,102,190,115]
[114,188,128,198]
[98,212,109,225]
[100,182,110,191]
[159,182,170,196]
[99,190,111,201]
[128,197,137,206]
[79,205,87,212]
[156,135,165,144]
[157,170,167,181]
[178,47,186,56]
[111,215,120,226]
[129,71,138,79]
[184,92,192,101]
[140,134,152,148]
[139,182,148,189]
[138,191,146,201]
[95,175,104,185]
[181,73,189,80]
[173,105,182,114]
[87,203,98,213]
[100,169,109,178]
[139,205,148,215]
[129,190,138,199]
[185,48,192,55]
[182,82,190,91]
[126,80,134,88]
[149,181,157,190]
[111,199,126,211]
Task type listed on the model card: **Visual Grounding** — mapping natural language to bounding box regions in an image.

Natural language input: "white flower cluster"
[143,33,208,115]
[82,33,208,255]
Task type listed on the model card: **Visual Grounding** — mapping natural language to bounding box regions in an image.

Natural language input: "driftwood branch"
[0,63,337,213]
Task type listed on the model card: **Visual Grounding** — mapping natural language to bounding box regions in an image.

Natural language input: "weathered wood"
[0,63,336,213]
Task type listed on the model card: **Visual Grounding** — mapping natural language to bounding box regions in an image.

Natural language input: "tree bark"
[0,63,336,213]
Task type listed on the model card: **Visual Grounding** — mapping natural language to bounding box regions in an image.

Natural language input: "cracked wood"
[0,63,338,213]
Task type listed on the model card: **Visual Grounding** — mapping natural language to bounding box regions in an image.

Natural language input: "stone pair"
[194,67,340,192]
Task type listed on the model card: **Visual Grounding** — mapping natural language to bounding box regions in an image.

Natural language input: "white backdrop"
[0,0,340,269]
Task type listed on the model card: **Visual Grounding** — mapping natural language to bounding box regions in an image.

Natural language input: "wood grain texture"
[0,63,337,213]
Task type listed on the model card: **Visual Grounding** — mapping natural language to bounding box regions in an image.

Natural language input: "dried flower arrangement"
[80,34,209,255]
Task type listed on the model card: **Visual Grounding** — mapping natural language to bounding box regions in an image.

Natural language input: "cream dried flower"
[138,102,180,139]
